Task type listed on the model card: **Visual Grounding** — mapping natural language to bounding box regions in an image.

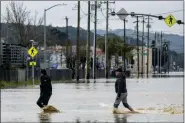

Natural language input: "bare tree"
[2,1,43,46]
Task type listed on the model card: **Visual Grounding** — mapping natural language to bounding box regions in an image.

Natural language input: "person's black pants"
[37,93,51,108]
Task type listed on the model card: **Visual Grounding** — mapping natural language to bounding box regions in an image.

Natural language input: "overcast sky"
[1,1,184,36]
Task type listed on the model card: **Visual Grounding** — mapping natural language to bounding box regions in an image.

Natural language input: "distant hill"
[1,23,183,53]
[96,29,184,53]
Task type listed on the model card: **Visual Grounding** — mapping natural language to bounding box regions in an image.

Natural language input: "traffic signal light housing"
[158,16,163,20]
[176,20,184,25]
[163,43,168,51]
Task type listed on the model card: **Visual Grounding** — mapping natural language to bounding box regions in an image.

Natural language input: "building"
[1,43,27,67]
[132,46,153,74]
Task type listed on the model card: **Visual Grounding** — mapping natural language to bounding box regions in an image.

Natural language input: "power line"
[155,9,184,15]
[100,8,106,19]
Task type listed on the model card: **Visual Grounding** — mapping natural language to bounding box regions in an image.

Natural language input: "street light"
[44,3,67,69]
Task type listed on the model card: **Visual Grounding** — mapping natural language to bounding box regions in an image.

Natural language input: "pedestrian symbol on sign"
[28,46,38,58]
[169,16,173,24]
[31,49,34,55]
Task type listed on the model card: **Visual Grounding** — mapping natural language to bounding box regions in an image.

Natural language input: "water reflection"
[38,112,51,123]
[113,114,128,123]
[75,118,97,123]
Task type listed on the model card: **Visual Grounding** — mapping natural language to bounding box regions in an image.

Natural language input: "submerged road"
[1,74,184,122]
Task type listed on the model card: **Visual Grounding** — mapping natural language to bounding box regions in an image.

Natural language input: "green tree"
[97,35,135,67]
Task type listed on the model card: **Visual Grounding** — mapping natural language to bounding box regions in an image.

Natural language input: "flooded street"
[1,73,184,122]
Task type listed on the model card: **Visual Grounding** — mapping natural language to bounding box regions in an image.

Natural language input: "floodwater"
[1,72,184,122]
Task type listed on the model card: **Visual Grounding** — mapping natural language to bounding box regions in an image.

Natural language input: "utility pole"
[105,1,109,79]
[154,32,156,74]
[100,1,115,79]
[123,19,127,72]
[160,31,163,73]
[136,16,139,78]
[168,41,170,73]
[93,1,97,80]
[65,16,69,57]
[141,17,145,77]
[147,16,150,78]
[76,1,80,81]
[157,33,160,73]
[86,1,91,80]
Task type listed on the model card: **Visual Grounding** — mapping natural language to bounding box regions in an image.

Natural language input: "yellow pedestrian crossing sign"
[28,46,38,58]
[29,61,36,66]
[164,14,177,27]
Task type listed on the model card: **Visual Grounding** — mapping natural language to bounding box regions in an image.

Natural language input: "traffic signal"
[158,16,163,20]
[111,11,116,16]
[151,40,156,48]
[163,43,168,51]
[176,20,184,25]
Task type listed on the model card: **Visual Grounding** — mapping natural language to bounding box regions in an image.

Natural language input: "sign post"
[28,41,38,86]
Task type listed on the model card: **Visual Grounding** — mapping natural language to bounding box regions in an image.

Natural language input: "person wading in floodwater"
[113,67,137,113]
[37,69,52,109]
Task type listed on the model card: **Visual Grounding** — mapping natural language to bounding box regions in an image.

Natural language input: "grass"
[0,78,73,89]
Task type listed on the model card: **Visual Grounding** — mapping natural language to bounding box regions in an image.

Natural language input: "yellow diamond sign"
[164,14,177,27]
[28,46,38,58]
[29,61,37,66]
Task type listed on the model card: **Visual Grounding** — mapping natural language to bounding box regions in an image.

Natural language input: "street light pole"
[44,10,46,69]
[43,3,67,69]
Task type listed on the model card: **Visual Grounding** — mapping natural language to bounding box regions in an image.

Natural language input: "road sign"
[28,46,38,58]
[164,14,177,27]
[117,8,128,20]
[29,61,36,66]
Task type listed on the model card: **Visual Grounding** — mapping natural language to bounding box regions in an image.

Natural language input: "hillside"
[1,23,183,53]
[96,29,184,53]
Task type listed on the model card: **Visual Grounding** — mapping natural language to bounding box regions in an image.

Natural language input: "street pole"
[44,10,47,69]
[160,31,162,73]
[123,19,126,72]
[136,16,139,78]
[86,1,91,80]
[154,32,156,74]
[147,16,150,78]
[76,1,80,81]
[168,42,170,73]
[65,16,69,57]
[157,33,160,73]
[141,17,145,77]
[105,1,109,79]
[31,42,34,86]
[93,1,97,80]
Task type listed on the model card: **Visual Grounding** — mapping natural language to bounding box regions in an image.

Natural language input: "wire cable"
[154,9,184,15]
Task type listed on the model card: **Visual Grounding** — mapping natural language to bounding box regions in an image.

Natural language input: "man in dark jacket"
[113,67,137,113]
[37,69,52,108]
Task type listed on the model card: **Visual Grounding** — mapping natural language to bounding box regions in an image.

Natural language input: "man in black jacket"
[37,69,52,108]
[113,67,137,113]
